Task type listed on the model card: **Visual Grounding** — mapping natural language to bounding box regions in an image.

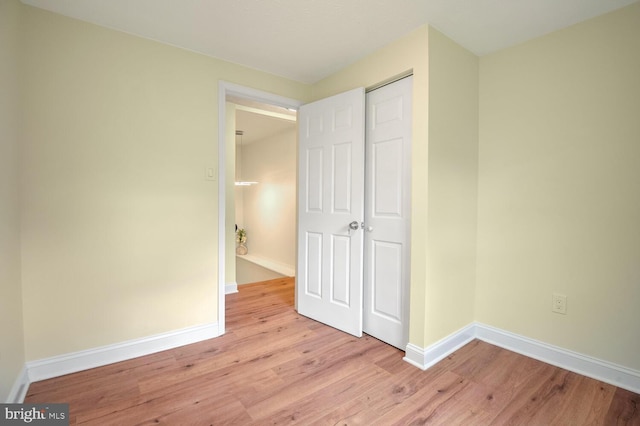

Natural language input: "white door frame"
[217,81,302,334]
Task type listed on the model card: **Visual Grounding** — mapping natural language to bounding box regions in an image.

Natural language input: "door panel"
[372,241,403,321]
[333,142,353,212]
[331,234,351,306]
[373,138,403,216]
[297,87,365,337]
[306,148,323,212]
[305,232,323,297]
[363,76,412,349]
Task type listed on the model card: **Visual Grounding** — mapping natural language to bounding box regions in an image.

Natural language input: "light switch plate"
[205,166,216,181]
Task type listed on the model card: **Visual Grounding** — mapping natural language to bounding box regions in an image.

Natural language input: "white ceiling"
[21,0,638,84]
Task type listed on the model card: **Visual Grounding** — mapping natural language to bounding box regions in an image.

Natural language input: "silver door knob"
[348,221,359,230]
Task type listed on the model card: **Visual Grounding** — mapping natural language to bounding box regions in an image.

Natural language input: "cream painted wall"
[234,133,244,230]
[424,28,479,344]
[0,0,26,401]
[477,3,640,369]
[225,103,236,286]
[236,257,284,286]
[19,4,309,361]
[239,127,297,268]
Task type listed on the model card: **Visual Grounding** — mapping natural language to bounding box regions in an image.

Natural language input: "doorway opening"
[217,82,302,334]
[233,101,297,285]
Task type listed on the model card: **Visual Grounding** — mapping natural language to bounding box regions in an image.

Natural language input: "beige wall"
[0,0,26,402]
[225,103,236,286]
[239,127,297,268]
[476,3,640,369]
[236,257,284,286]
[18,5,309,361]
[424,28,479,344]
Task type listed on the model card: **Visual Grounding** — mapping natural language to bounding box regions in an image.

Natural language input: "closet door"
[363,76,412,349]
[297,87,365,337]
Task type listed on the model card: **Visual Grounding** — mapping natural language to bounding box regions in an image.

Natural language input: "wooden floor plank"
[604,387,640,425]
[261,363,390,425]
[24,277,640,425]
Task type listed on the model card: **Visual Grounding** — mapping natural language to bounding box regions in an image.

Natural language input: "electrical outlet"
[552,293,567,315]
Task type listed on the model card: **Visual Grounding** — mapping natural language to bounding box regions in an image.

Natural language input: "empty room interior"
[1,0,639,423]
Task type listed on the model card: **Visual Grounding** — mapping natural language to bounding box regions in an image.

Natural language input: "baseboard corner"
[403,343,428,370]
[225,282,238,294]
[7,365,29,403]
[403,323,476,370]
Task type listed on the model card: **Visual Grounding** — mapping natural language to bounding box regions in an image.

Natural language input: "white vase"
[236,244,248,255]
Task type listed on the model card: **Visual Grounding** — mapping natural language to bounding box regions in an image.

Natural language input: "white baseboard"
[474,322,640,394]
[225,281,238,294]
[6,365,29,403]
[27,322,220,383]
[403,323,476,370]
[16,319,640,399]
[404,322,640,394]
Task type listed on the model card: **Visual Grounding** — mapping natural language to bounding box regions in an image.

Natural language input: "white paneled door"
[297,87,366,337]
[297,77,412,349]
[363,76,412,349]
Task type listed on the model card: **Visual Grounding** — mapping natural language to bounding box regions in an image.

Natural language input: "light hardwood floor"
[26,277,639,425]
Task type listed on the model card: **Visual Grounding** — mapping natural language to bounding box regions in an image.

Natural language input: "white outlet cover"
[552,293,567,315]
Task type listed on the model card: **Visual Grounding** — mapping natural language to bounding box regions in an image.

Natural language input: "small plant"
[236,228,247,245]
